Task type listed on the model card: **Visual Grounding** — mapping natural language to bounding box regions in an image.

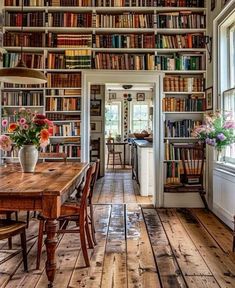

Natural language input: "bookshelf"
[1,0,207,180]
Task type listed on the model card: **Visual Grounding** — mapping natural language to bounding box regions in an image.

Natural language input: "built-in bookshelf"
[1,0,206,170]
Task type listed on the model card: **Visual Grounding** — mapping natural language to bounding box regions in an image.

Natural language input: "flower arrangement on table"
[0,108,53,172]
[192,111,235,160]
[0,108,53,151]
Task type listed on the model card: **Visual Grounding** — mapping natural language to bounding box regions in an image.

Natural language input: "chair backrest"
[80,162,96,209]
[39,152,67,162]
[180,145,204,185]
[90,159,100,196]
[107,137,115,153]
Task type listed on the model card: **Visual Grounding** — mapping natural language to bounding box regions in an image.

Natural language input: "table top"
[0,162,88,197]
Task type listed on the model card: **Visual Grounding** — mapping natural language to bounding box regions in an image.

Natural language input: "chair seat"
[60,202,81,217]
[109,151,122,155]
[0,219,26,239]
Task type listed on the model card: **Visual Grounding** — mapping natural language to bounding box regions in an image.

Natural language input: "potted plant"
[0,108,53,172]
[192,111,235,161]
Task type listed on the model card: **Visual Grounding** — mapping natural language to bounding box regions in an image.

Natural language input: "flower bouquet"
[0,108,53,172]
[192,111,235,160]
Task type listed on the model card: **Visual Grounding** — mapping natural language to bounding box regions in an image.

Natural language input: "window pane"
[230,24,235,87]
[105,103,121,137]
[223,88,235,164]
[132,104,149,132]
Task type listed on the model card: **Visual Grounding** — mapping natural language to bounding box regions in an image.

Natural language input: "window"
[105,102,121,137]
[229,23,235,87]
[223,88,235,164]
[217,4,235,166]
[131,103,149,132]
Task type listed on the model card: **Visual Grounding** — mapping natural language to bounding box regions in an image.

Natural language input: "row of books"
[164,162,181,184]
[4,32,205,50]
[47,0,92,5]
[94,13,154,28]
[47,51,92,69]
[2,91,43,106]
[163,76,204,92]
[156,12,205,29]
[46,89,81,96]
[164,119,202,137]
[45,97,81,111]
[48,33,92,48]
[155,33,205,49]
[95,52,155,70]
[155,54,206,71]
[51,123,80,136]
[46,112,81,121]
[95,34,155,48]
[3,53,44,69]
[4,0,204,7]
[5,12,44,27]
[5,0,44,5]
[4,32,45,47]
[47,73,81,88]
[47,13,92,28]
[162,96,205,112]
[94,0,204,7]
[45,143,81,158]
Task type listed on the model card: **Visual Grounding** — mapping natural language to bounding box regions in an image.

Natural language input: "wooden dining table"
[0,161,89,287]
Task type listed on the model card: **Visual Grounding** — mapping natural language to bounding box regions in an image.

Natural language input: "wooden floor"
[0,171,234,288]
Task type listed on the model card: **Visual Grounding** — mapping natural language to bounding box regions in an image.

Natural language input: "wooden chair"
[88,159,100,245]
[0,219,28,271]
[0,211,18,249]
[106,137,122,169]
[36,163,96,269]
[180,145,208,209]
[26,152,68,226]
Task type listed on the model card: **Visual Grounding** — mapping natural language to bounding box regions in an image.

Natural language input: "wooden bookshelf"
[1,0,206,170]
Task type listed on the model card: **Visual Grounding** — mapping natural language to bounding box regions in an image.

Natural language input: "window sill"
[214,161,235,175]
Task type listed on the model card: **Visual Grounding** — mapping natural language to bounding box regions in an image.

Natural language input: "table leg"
[45,219,58,288]
[123,144,126,169]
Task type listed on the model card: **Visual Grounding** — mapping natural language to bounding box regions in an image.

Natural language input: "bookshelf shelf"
[163,111,204,114]
[164,91,205,95]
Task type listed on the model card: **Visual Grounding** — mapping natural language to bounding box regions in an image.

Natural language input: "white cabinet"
[213,168,235,229]
[137,146,154,196]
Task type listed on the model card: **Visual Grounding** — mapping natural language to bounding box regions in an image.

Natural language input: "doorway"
[82,71,162,206]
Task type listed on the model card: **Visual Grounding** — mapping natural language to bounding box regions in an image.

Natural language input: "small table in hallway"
[106,141,129,169]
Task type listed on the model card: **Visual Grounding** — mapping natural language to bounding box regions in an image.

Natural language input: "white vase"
[19,145,38,173]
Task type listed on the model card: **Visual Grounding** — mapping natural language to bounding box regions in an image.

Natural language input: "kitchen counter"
[133,139,153,148]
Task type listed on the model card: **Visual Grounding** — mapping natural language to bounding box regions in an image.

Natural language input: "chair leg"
[36,219,45,270]
[85,215,94,249]
[20,229,28,272]
[119,153,122,167]
[6,212,12,250]
[200,192,208,210]
[107,153,109,169]
[79,216,90,267]
[26,211,30,228]
[89,204,97,245]
[15,212,18,221]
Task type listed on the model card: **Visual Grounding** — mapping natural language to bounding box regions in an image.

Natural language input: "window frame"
[130,100,151,133]
[105,101,122,137]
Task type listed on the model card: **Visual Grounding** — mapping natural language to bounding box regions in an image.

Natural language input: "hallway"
[0,172,234,288]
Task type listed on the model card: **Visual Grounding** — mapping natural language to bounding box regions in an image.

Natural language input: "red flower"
[34,119,46,126]
[35,114,46,119]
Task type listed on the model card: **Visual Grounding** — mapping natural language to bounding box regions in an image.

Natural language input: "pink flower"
[23,124,29,130]
[0,135,12,151]
[2,119,8,127]
[223,120,235,129]
[44,118,53,127]
[19,118,27,125]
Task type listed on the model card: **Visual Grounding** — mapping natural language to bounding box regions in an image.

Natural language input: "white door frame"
[81,70,164,207]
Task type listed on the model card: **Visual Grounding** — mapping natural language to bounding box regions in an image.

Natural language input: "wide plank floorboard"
[0,171,234,288]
